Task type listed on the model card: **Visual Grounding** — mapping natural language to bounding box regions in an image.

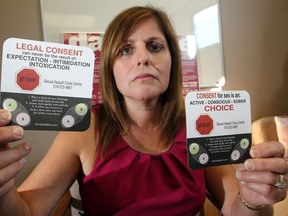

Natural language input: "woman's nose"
[137,46,150,66]
[137,56,149,66]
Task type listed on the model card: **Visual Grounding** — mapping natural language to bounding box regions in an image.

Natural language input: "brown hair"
[97,5,184,156]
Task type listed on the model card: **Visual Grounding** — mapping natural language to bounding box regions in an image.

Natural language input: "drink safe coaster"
[185,91,251,169]
[0,38,94,131]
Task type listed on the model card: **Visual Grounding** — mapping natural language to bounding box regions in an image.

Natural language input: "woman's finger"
[0,159,26,188]
[251,142,285,158]
[0,143,31,169]
[243,157,288,173]
[0,126,24,144]
[239,181,286,205]
[0,110,12,126]
[236,170,277,185]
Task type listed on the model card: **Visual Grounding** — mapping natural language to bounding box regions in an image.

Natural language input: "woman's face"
[113,18,172,104]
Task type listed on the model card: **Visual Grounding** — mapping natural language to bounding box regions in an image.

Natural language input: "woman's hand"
[236,141,288,208]
[0,109,31,197]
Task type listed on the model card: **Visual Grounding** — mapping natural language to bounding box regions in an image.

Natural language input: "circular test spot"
[3,98,18,112]
[62,115,75,128]
[75,103,88,116]
[199,153,209,164]
[16,112,30,126]
[189,143,200,155]
[240,138,249,149]
[231,150,240,161]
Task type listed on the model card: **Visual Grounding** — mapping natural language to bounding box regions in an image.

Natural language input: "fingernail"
[23,143,31,152]
[13,127,24,138]
[244,160,253,170]
[19,158,26,165]
[250,148,257,158]
[236,171,241,179]
[0,112,11,121]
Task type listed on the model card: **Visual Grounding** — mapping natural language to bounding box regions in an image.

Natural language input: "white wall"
[220,0,288,120]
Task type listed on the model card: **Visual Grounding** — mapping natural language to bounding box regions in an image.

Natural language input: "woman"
[0,6,287,216]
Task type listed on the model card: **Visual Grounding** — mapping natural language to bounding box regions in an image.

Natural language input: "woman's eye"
[120,46,132,56]
[148,42,163,52]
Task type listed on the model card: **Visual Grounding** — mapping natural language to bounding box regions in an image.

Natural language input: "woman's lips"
[133,73,156,81]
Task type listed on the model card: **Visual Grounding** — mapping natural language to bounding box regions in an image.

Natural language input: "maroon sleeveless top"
[78,119,206,216]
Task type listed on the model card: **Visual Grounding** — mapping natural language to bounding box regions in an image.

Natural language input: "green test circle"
[240,138,249,149]
[75,103,88,116]
[189,143,200,155]
[3,98,18,112]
